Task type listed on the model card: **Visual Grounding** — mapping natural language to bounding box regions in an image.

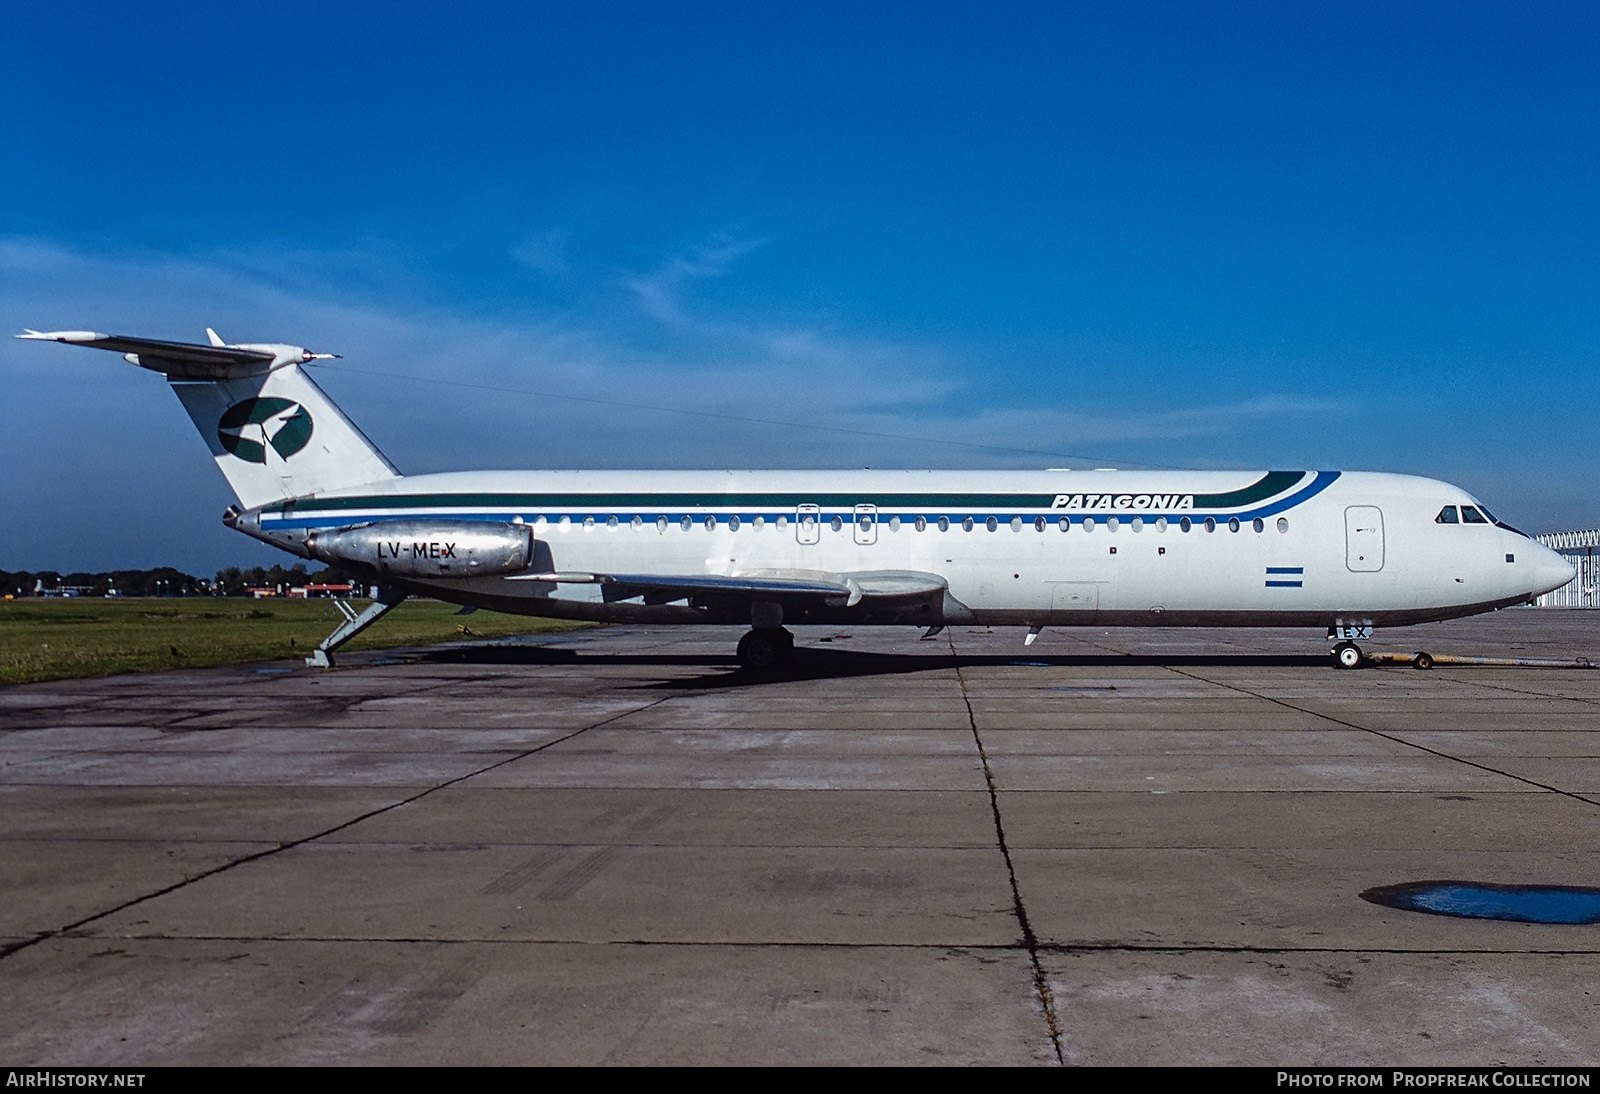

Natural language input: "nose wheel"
[737,627,795,670]
[1332,641,1364,670]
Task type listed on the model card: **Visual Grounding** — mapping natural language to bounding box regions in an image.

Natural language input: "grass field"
[0,597,587,685]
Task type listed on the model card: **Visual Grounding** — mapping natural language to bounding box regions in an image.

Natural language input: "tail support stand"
[306,589,408,668]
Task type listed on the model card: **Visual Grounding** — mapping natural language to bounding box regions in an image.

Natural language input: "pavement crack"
[1451,675,1600,707]
[0,692,678,964]
[947,633,1065,1066]
[1166,666,1600,811]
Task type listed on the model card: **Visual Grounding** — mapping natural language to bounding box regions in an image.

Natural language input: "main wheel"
[1333,641,1363,670]
[736,629,781,670]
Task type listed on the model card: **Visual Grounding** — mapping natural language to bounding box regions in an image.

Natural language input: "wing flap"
[510,568,948,608]
[512,571,853,603]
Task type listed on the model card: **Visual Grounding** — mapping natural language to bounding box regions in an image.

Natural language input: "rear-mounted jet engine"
[304,519,534,578]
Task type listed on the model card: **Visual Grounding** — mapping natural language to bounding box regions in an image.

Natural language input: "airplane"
[18,328,1577,671]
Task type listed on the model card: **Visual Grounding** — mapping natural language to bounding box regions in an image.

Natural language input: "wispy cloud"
[623,235,768,326]
[2,234,1353,478]
[510,228,571,278]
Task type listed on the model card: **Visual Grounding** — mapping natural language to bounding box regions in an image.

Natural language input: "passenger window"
[1034,516,1046,532]
[1277,517,1289,533]
[916,516,927,531]
[985,516,997,531]
[1461,506,1488,524]
[830,516,843,532]
[1252,518,1264,533]
[1204,517,1216,533]
[728,515,740,531]
[962,517,974,531]
[1180,517,1191,533]
[1058,517,1069,531]
[1435,507,1459,524]
[938,517,950,532]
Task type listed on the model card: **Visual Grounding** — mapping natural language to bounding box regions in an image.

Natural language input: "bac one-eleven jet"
[20,328,1576,670]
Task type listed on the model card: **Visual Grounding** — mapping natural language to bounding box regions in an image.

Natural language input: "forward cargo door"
[1345,506,1385,572]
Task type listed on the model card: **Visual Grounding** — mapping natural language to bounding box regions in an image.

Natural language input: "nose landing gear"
[1332,641,1364,669]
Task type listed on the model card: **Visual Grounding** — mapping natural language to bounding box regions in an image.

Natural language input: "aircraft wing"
[515,568,950,608]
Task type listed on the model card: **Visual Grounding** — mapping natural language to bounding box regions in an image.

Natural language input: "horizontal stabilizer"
[17,329,336,381]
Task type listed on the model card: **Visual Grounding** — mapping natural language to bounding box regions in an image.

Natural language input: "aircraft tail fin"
[17,329,400,508]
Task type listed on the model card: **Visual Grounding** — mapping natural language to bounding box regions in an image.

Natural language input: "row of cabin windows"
[1435,505,1490,525]
[540,514,1293,534]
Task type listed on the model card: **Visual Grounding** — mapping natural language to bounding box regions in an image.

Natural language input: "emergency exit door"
[796,504,821,545]
[853,504,877,545]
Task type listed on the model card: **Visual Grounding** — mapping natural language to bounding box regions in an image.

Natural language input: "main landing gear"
[736,627,795,670]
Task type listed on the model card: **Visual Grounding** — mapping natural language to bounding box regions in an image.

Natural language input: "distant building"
[40,585,96,598]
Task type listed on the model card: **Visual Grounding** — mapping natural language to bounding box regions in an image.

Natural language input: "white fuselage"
[247,467,1574,629]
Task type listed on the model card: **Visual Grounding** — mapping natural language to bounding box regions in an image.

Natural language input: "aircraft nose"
[1532,544,1576,597]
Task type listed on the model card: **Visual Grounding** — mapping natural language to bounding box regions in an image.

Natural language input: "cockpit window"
[1443,499,1530,537]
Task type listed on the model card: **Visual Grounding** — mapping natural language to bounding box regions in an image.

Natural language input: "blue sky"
[4,2,1599,574]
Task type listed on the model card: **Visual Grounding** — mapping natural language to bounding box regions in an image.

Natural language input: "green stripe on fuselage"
[267,471,1306,516]
[1190,471,1305,509]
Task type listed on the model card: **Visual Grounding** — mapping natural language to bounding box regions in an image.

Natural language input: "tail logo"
[218,398,314,463]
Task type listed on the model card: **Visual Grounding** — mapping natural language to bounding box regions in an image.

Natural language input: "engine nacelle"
[305,519,534,578]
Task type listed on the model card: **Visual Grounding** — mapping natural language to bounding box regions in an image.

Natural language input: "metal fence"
[1535,529,1600,607]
